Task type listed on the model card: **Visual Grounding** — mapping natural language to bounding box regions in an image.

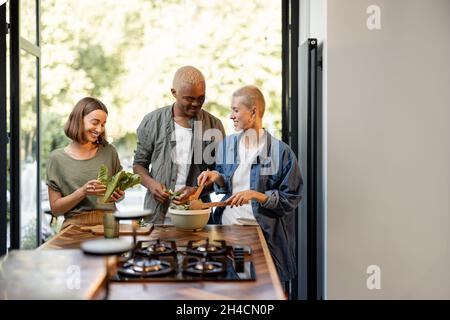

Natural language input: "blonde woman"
[198,86,303,292]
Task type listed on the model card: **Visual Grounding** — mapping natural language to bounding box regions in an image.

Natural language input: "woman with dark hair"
[46,97,124,229]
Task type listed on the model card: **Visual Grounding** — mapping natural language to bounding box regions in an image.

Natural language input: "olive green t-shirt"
[46,143,122,218]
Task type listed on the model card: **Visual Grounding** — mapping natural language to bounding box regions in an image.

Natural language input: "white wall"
[323,0,450,299]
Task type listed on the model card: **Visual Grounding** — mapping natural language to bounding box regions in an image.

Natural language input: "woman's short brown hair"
[64,97,109,145]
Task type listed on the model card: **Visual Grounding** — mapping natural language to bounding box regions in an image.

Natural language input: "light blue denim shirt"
[213,131,303,282]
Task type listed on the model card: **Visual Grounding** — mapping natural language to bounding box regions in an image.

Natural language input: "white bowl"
[168,207,211,231]
[114,209,153,220]
[81,238,133,255]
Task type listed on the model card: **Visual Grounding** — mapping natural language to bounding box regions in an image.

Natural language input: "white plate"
[81,239,133,255]
[113,209,153,219]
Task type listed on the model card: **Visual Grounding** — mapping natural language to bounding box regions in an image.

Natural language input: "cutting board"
[80,223,153,235]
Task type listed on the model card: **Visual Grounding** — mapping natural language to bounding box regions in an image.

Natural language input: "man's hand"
[149,180,169,204]
[172,186,197,205]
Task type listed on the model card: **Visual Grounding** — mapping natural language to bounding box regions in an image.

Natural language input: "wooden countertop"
[39,224,285,300]
[0,249,106,300]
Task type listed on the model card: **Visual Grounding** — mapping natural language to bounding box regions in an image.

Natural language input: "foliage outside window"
[41,0,282,166]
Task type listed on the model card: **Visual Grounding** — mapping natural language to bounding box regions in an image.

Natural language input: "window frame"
[9,0,42,249]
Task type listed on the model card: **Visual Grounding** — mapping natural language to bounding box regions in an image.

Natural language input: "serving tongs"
[187,184,229,210]
[190,184,205,201]
[189,199,228,210]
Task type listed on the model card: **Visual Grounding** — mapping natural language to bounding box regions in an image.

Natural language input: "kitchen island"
[35,224,285,300]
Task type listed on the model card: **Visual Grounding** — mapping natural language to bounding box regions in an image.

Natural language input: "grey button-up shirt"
[133,105,226,223]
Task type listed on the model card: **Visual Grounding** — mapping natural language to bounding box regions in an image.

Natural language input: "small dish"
[113,209,153,220]
[80,238,133,255]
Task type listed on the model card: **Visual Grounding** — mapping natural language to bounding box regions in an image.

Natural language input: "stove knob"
[233,248,245,273]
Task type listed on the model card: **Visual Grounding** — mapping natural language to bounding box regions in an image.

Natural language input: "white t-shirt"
[221,139,264,226]
[172,122,193,192]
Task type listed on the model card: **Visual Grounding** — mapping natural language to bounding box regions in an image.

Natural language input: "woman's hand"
[81,180,106,197]
[197,170,221,186]
[110,189,125,202]
[226,190,268,208]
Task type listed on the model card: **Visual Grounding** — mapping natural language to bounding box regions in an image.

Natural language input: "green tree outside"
[41,0,282,165]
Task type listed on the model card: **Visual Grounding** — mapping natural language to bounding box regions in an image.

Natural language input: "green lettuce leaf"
[97,164,109,185]
[169,203,191,210]
[102,171,125,203]
[97,165,141,203]
[118,172,141,190]
[164,189,182,201]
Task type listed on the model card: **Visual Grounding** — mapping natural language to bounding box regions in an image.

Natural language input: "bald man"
[133,66,226,223]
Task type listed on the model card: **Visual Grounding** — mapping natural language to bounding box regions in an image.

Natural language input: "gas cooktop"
[111,238,256,282]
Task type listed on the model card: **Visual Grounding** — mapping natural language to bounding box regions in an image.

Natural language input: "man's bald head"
[232,85,265,118]
[172,66,205,91]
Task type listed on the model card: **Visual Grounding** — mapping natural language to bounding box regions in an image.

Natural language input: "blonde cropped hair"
[232,85,266,117]
[172,65,205,91]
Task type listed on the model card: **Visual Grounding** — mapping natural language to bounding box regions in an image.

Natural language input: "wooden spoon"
[190,184,205,201]
[189,199,228,210]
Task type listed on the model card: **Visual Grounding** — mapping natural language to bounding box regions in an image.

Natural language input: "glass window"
[40,0,282,210]
[20,49,38,249]
[20,0,37,45]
